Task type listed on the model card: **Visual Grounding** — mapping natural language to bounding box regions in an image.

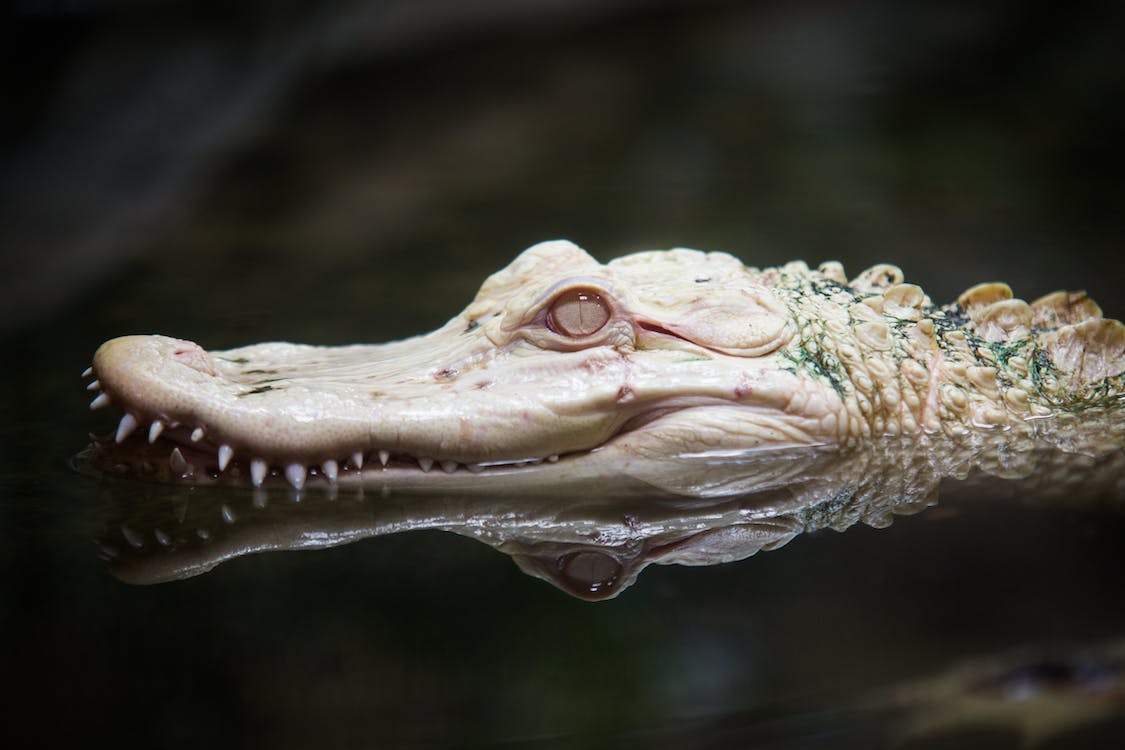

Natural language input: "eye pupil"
[548,288,610,337]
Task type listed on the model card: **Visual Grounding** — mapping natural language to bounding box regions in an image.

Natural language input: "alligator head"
[86,240,851,494]
[85,239,1124,495]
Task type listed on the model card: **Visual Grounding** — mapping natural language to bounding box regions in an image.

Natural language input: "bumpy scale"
[84,240,1124,495]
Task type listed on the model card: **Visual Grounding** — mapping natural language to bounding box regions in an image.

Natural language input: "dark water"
[3,1,1125,747]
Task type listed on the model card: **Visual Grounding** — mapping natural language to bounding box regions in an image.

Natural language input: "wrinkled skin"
[85,240,1125,496]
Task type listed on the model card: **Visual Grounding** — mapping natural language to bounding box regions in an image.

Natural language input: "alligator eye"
[547,288,610,337]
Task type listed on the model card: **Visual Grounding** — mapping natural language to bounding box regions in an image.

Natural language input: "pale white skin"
[87,240,1124,495]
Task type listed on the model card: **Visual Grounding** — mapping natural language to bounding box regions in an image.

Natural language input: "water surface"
[4,1,1124,747]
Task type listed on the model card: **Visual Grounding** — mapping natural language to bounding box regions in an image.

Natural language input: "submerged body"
[85,240,1124,497]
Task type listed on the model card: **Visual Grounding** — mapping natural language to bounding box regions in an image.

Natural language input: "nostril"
[171,341,218,376]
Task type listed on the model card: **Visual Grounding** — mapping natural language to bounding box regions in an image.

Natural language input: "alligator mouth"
[84,366,573,489]
[82,366,571,490]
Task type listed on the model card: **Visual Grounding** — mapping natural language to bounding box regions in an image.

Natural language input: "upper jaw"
[85,325,842,490]
[87,332,622,486]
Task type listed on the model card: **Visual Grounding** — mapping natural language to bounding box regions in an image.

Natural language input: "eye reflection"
[547,288,610,337]
[558,550,623,598]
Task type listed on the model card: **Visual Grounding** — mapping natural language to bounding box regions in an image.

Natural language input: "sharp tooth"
[154,528,172,547]
[418,457,434,472]
[148,420,165,443]
[115,413,139,443]
[285,463,306,490]
[86,380,101,391]
[352,452,365,469]
[121,525,143,549]
[221,504,236,524]
[378,450,390,466]
[218,444,233,472]
[90,393,111,410]
[441,460,458,473]
[466,463,483,473]
[321,459,338,482]
[547,454,559,462]
[190,427,204,442]
[82,366,93,378]
[250,458,267,487]
[169,447,188,473]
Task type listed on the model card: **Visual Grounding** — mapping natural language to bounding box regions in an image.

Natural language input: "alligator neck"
[781,272,1123,447]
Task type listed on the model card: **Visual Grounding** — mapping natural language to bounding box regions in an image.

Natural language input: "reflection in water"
[879,638,1125,747]
[84,416,1123,600]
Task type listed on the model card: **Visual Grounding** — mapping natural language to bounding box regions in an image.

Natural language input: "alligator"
[84,239,1125,498]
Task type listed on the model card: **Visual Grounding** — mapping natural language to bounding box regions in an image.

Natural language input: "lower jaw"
[85,432,570,490]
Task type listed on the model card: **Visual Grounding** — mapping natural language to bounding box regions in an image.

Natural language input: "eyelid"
[507,277,632,351]
[526,277,618,329]
[533,276,616,308]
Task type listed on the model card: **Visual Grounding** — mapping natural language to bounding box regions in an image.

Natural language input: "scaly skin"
[85,240,1124,496]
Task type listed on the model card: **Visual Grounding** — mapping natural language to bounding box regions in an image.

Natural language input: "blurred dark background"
[2,0,1122,341]
[1,1,1124,747]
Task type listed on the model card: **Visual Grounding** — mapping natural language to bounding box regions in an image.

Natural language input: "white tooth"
[417,457,434,472]
[221,504,236,524]
[466,463,483,473]
[322,459,338,482]
[148,420,165,443]
[196,528,211,541]
[90,393,111,410]
[190,427,204,442]
[250,458,267,487]
[169,447,188,473]
[121,525,144,549]
[547,454,559,462]
[172,497,188,523]
[352,452,365,469]
[441,460,458,474]
[218,444,233,472]
[378,450,390,466]
[82,366,93,378]
[115,413,139,443]
[86,380,101,391]
[285,463,306,490]
[154,528,172,547]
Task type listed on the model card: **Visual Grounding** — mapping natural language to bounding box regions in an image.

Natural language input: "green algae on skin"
[82,239,1123,494]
